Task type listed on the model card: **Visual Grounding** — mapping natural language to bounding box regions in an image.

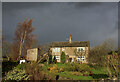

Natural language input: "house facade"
[50,35,90,63]
[27,48,39,61]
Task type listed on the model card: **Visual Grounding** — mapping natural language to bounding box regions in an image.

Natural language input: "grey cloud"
[0,2,2,29]
[2,2,118,47]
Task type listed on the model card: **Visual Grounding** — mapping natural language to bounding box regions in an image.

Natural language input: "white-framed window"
[77,57,80,61]
[81,56,85,61]
[77,47,85,52]
[53,48,60,52]
[77,56,85,61]
[62,49,65,51]
[53,56,60,61]
[56,56,60,59]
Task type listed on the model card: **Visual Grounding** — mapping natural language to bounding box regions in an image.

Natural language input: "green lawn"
[42,63,109,80]
[58,71,93,80]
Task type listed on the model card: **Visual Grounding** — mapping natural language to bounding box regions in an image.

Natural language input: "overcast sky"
[0,2,2,30]
[2,2,118,47]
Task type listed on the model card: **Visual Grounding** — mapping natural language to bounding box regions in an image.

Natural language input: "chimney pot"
[69,34,72,43]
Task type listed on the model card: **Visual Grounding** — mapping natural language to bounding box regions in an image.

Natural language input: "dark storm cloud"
[2,2,118,47]
[0,2,2,30]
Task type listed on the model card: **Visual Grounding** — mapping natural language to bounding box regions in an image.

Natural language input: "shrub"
[78,64,92,72]
[61,52,66,64]
[2,61,19,77]
[83,71,89,76]
[64,63,73,71]
[64,63,92,73]
[16,63,26,70]
[48,55,52,64]
[48,64,64,73]
[25,62,52,80]
[64,63,79,71]
[60,68,64,72]
[49,65,58,73]
[88,39,115,66]
[53,56,57,64]
[5,67,30,80]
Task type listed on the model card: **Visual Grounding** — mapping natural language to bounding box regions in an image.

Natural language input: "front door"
[69,58,72,62]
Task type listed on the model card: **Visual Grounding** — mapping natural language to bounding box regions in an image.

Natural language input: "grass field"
[42,63,109,80]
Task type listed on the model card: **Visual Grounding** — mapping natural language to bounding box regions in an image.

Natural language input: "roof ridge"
[51,41,89,43]
[50,41,89,47]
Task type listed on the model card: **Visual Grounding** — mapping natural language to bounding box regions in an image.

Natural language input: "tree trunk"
[18,31,27,60]
[18,34,23,60]
[107,65,112,78]
[21,31,27,57]
[107,58,112,78]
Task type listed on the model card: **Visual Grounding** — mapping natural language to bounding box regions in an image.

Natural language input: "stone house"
[26,47,48,62]
[50,35,90,63]
[27,48,40,61]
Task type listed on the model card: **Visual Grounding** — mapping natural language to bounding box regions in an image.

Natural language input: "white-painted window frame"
[77,47,85,52]
[52,48,60,52]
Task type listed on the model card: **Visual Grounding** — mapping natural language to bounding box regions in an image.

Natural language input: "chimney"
[69,34,72,43]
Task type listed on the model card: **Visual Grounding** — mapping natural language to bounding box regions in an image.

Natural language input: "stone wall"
[50,47,89,63]
[26,48,38,61]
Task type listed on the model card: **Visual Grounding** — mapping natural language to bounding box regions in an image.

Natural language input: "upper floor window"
[53,48,60,52]
[77,47,85,52]
[62,49,65,51]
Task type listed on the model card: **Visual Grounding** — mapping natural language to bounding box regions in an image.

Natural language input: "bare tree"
[88,39,116,66]
[37,43,50,63]
[105,51,119,79]
[2,36,12,60]
[74,48,86,63]
[12,18,36,60]
[88,39,118,79]
[74,49,86,56]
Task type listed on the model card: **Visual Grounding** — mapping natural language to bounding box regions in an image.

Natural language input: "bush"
[5,67,30,80]
[60,68,64,72]
[61,52,66,64]
[53,56,57,64]
[48,55,52,64]
[64,63,79,71]
[25,62,52,80]
[83,71,89,76]
[64,63,91,73]
[78,64,91,72]
[16,63,26,70]
[64,63,73,71]
[88,39,115,66]
[48,64,64,73]
[2,61,19,77]
[49,65,58,73]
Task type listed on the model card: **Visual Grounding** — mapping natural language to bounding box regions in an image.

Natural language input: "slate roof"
[50,41,89,47]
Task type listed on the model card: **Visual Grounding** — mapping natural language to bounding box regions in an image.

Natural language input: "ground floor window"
[81,56,85,61]
[56,56,60,60]
[77,57,80,61]
[53,56,60,62]
[77,56,85,62]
